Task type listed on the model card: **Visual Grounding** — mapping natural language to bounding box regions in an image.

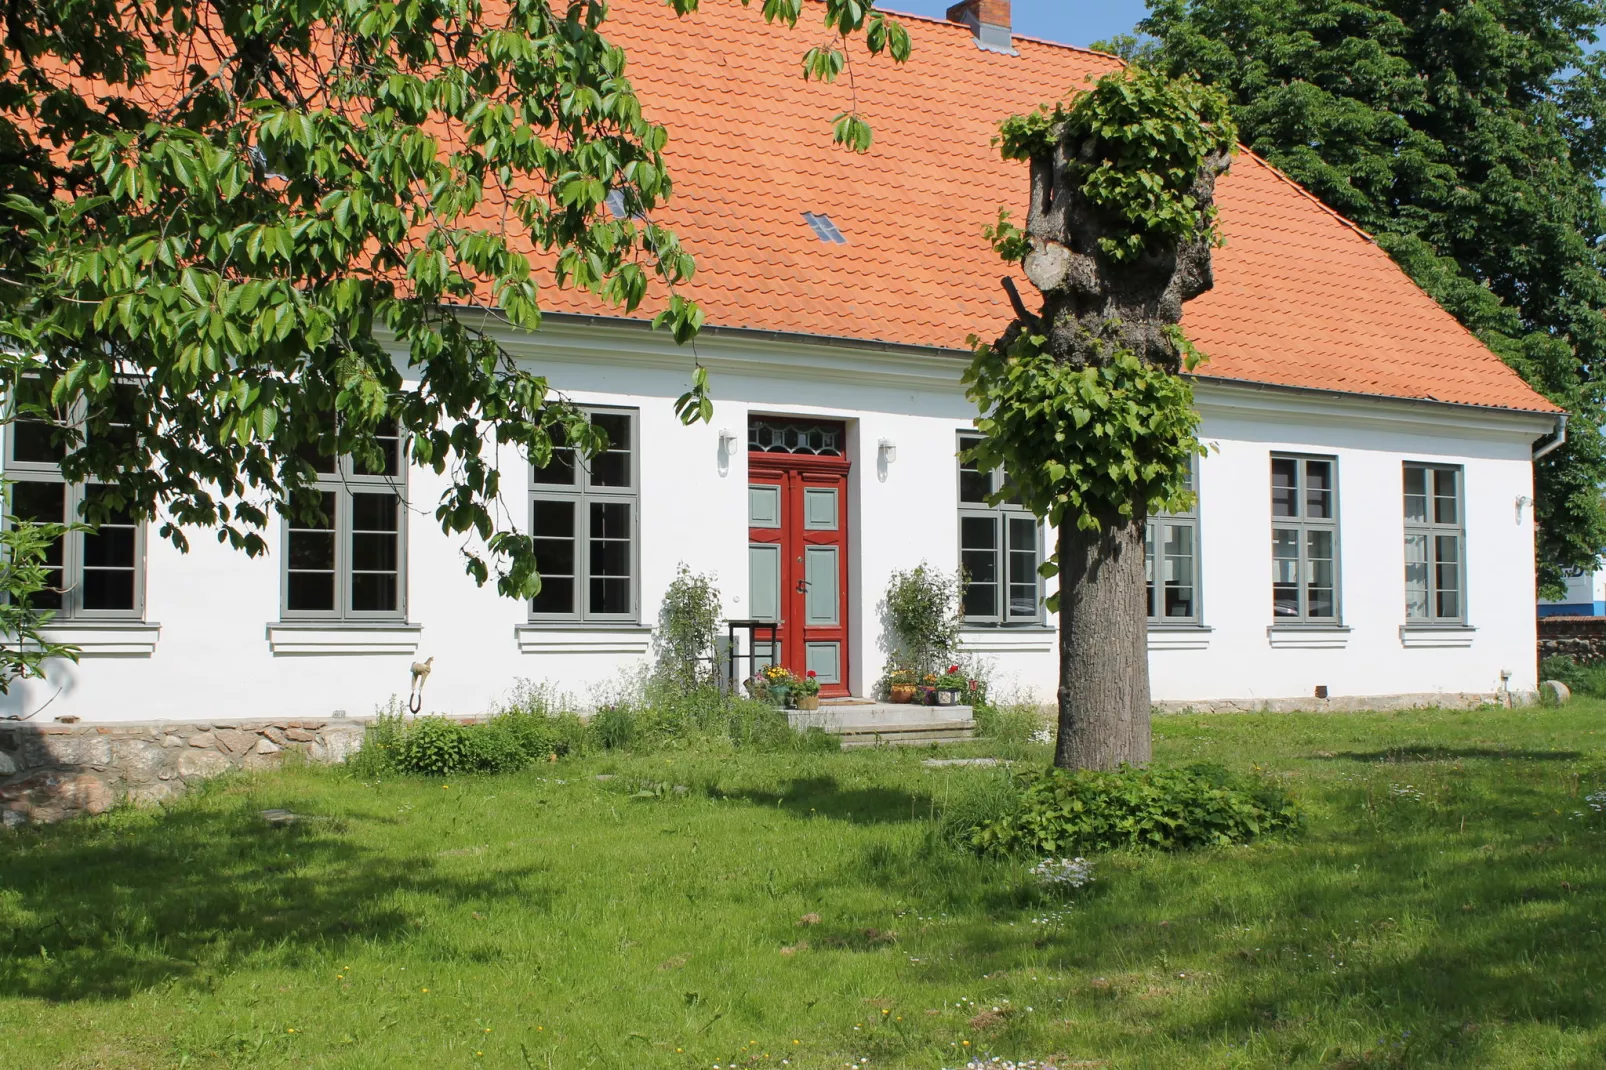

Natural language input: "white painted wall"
[0,321,1552,722]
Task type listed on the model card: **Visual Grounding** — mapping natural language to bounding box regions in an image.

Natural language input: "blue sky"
[889,0,1151,49]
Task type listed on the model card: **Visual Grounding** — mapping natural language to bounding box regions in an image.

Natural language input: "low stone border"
[1153,691,1531,714]
[0,718,366,827]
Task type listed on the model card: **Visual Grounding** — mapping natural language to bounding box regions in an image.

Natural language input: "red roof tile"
[541,0,1557,415]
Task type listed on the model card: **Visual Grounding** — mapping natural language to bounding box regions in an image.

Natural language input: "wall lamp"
[718,427,739,452]
[878,438,897,464]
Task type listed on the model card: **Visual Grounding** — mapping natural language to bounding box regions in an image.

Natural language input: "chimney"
[946,0,1015,54]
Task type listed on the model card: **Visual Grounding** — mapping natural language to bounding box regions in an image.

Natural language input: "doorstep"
[787,703,974,731]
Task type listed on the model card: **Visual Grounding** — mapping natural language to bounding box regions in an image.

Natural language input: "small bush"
[1540,655,1606,698]
[973,700,1048,743]
[392,717,475,776]
[965,763,1300,856]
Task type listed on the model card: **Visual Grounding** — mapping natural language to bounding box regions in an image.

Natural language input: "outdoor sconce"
[878,438,897,464]
[719,427,738,452]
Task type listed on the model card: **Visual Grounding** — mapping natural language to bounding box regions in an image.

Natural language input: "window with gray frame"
[3,386,144,619]
[529,408,638,623]
[957,433,1042,624]
[1146,458,1199,623]
[1271,454,1339,621]
[282,426,406,620]
[1404,463,1464,623]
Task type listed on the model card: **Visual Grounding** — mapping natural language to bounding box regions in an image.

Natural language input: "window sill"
[515,625,652,655]
[959,626,1055,654]
[267,622,421,656]
[30,621,161,657]
[1267,625,1351,649]
[1148,625,1212,652]
[1400,625,1476,648]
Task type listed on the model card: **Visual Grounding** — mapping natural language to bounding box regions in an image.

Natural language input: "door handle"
[796,579,811,593]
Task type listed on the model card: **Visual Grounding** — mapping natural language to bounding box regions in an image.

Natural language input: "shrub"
[392,716,475,776]
[589,703,637,750]
[973,699,1048,743]
[965,763,1300,856]
[654,564,723,689]
[1540,655,1606,698]
[882,563,963,675]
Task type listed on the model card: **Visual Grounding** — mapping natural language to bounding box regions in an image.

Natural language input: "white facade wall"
[0,321,1552,723]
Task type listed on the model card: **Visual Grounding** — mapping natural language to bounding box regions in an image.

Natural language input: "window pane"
[10,418,63,464]
[1404,532,1430,620]
[12,481,66,610]
[1404,466,1428,524]
[587,502,632,615]
[590,414,632,488]
[1304,460,1333,519]
[1007,516,1038,617]
[1145,522,1157,618]
[351,573,397,612]
[352,492,398,534]
[296,440,338,475]
[1433,469,1459,525]
[286,490,337,612]
[961,515,999,617]
[1271,457,1298,517]
[1435,534,1461,618]
[354,427,401,477]
[958,438,991,504]
[81,487,137,611]
[1163,522,1195,618]
[1272,527,1299,617]
[531,500,575,614]
[1306,529,1335,618]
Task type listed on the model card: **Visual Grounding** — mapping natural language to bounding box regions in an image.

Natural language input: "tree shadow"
[718,775,933,824]
[0,798,555,1002]
[1315,745,1583,762]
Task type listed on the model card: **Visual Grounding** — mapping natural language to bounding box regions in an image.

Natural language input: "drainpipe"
[1533,413,1569,460]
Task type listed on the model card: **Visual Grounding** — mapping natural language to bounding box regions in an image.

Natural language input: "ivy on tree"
[965,68,1235,769]
[0,0,910,641]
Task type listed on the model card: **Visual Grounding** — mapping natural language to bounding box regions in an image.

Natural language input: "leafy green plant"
[654,564,723,689]
[0,480,81,693]
[391,717,475,776]
[882,563,963,675]
[589,704,637,751]
[1540,655,1606,699]
[966,763,1300,856]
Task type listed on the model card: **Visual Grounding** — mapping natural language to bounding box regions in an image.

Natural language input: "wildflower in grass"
[1029,856,1094,889]
[1587,790,1606,812]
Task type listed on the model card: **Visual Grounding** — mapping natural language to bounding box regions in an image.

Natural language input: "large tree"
[0,0,907,685]
[1130,0,1606,595]
[966,69,1236,769]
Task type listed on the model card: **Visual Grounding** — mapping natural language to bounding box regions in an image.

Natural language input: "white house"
[0,0,1563,723]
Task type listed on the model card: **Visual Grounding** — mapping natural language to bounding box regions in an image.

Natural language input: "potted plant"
[933,665,969,707]
[760,664,796,708]
[918,671,939,706]
[887,666,918,704]
[794,670,821,710]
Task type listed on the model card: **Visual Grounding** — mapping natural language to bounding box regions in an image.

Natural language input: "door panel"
[747,444,851,697]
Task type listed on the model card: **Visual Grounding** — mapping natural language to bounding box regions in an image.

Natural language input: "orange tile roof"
[544,0,1558,415]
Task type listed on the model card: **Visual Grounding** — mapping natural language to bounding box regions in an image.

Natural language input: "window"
[802,212,847,244]
[957,433,1042,624]
[1404,463,1464,623]
[1270,455,1339,621]
[3,387,143,619]
[282,426,406,620]
[1146,459,1200,623]
[529,408,638,623]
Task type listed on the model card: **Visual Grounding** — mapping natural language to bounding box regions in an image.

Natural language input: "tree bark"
[1053,512,1151,770]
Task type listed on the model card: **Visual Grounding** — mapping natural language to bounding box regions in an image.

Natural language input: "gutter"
[1533,413,1569,460]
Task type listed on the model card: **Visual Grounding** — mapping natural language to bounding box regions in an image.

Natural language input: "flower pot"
[889,683,916,704]
[768,685,791,708]
[917,686,937,706]
[935,688,962,707]
[795,694,820,711]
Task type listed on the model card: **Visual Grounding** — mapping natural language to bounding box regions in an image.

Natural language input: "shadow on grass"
[1315,744,1583,762]
[718,775,934,824]
[0,796,552,1003]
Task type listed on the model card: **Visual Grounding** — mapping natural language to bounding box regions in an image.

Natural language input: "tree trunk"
[1053,512,1151,769]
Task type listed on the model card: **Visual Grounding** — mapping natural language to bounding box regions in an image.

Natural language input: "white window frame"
[957,432,1044,626]
[1270,453,1341,623]
[279,428,408,623]
[528,407,640,625]
[1147,457,1201,625]
[3,390,146,621]
[1404,462,1466,625]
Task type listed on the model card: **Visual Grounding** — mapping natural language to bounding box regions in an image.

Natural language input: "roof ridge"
[873,3,1126,61]
[1233,146,1377,245]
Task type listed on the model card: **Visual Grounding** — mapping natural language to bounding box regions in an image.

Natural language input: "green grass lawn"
[4,704,1606,1069]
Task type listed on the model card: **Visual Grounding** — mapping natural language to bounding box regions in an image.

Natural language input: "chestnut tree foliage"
[0,0,908,682]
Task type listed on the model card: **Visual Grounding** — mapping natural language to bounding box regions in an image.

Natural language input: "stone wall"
[0,718,366,827]
[1154,691,1533,715]
[1538,616,1606,664]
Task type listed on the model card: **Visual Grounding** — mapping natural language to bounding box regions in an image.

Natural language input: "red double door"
[747,452,851,698]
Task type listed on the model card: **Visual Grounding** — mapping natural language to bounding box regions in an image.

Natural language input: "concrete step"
[789,703,973,730]
[836,721,977,748]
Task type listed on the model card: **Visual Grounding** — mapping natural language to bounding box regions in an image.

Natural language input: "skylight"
[803,212,847,244]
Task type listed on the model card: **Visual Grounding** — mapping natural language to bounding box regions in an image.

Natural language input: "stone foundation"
[0,718,366,827]
[1154,691,1533,715]
[1538,616,1606,663]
